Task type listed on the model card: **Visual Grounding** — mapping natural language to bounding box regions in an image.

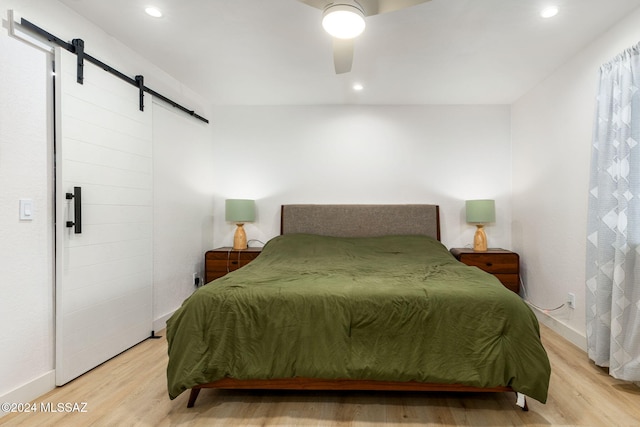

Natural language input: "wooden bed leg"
[515,392,529,411]
[187,387,201,408]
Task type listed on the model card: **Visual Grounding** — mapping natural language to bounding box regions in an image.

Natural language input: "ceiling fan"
[298,0,432,74]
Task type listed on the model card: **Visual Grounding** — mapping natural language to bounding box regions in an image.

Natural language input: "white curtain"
[586,43,640,382]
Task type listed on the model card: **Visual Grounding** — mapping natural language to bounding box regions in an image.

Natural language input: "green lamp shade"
[465,199,495,223]
[225,199,255,223]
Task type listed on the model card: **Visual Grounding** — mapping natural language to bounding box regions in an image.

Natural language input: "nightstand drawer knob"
[486,262,493,267]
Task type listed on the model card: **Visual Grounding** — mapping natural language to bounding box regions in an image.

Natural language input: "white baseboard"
[153,310,176,334]
[529,304,587,352]
[0,370,56,418]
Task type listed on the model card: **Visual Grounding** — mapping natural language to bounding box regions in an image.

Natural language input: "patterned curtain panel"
[586,43,640,382]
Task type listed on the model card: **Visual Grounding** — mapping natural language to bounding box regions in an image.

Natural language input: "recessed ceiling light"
[145,7,163,18]
[540,6,558,18]
[353,83,364,91]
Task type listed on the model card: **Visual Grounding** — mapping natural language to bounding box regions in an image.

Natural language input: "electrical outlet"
[193,273,200,287]
[567,292,576,309]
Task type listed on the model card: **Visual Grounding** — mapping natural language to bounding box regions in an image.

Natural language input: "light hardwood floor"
[2,324,639,426]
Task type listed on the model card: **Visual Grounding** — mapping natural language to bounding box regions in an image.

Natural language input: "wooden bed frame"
[186,378,520,408]
[186,204,527,410]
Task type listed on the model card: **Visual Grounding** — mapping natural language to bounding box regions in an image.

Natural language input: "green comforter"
[166,234,550,402]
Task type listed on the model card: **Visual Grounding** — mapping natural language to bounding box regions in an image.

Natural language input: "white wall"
[211,105,513,251]
[511,7,640,348]
[0,0,213,407]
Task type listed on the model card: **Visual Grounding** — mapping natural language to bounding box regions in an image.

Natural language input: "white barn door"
[55,48,153,385]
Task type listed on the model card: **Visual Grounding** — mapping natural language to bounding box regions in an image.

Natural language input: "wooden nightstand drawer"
[205,247,262,283]
[449,248,520,293]
[455,252,519,274]
[494,274,519,293]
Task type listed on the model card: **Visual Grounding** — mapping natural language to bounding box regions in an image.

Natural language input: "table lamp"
[465,199,495,252]
[225,199,255,250]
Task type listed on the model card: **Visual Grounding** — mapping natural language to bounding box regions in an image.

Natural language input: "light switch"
[19,199,34,220]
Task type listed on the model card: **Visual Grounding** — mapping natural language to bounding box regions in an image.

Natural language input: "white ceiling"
[58,0,640,105]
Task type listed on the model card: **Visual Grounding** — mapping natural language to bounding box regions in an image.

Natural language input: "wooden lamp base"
[473,224,488,252]
[233,223,247,250]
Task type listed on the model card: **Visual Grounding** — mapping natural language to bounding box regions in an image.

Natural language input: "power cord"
[226,241,265,272]
[520,277,566,313]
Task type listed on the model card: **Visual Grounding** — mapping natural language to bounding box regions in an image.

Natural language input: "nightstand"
[449,248,520,294]
[204,247,262,283]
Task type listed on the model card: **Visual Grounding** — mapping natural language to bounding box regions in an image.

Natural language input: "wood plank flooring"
[2,324,639,426]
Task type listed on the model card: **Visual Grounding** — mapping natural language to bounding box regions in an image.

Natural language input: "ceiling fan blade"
[332,38,354,74]
[298,0,377,17]
[297,0,432,16]
[367,0,431,15]
[296,0,328,11]
[353,0,380,16]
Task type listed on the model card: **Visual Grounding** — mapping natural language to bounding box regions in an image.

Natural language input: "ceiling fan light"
[144,6,163,18]
[540,6,558,18]
[322,5,366,39]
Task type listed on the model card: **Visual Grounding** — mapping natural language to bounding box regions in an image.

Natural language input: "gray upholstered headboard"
[280,204,441,241]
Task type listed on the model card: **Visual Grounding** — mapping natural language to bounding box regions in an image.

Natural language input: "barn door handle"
[65,186,82,234]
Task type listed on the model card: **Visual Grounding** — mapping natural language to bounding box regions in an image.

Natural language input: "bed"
[166,204,550,410]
